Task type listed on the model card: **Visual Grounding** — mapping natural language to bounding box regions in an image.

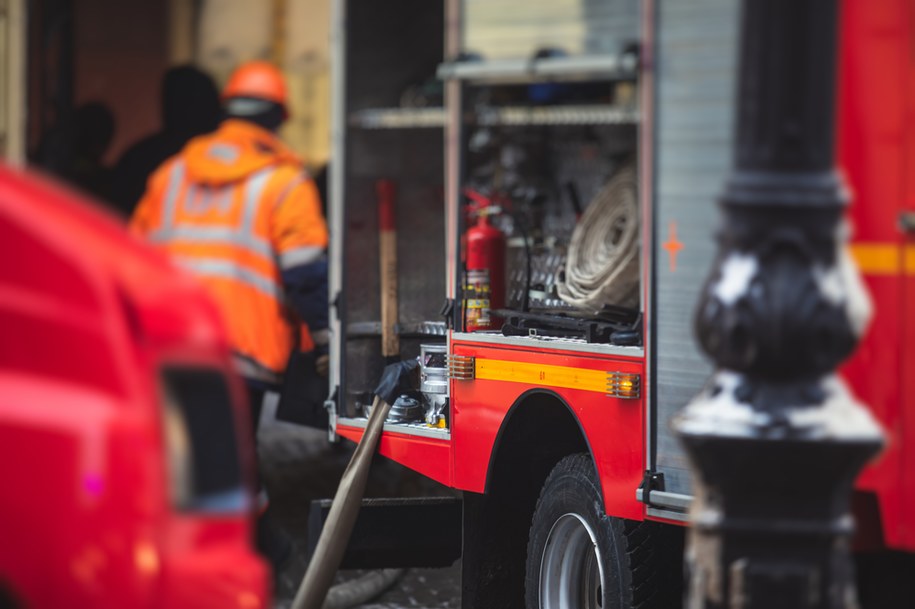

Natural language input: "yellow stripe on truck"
[760,243,915,276]
[850,243,900,275]
[475,359,613,394]
[905,246,915,275]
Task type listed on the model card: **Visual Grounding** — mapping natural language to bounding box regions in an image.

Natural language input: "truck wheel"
[525,454,680,609]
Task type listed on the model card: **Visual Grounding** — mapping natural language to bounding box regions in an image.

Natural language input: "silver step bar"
[636,488,693,523]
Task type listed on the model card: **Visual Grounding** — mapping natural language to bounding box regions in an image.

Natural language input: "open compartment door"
[648,0,739,508]
[328,0,447,425]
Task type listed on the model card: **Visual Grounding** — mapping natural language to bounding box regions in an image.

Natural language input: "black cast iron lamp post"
[673,0,885,607]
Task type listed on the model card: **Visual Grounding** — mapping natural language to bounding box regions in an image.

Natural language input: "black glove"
[373,359,420,405]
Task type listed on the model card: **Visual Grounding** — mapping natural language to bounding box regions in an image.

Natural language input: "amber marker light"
[607,372,641,399]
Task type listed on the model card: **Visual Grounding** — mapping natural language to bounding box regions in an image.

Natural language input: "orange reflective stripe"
[279,245,324,269]
[161,161,186,230]
[162,241,277,278]
[274,175,306,208]
[174,257,281,299]
[150,225,273,258]
[241,167,274,235]
[151,166,278,260]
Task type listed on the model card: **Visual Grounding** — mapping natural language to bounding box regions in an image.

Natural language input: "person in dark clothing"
[110,65,221,217]
[71,103,116,200]
[34,102,116,201]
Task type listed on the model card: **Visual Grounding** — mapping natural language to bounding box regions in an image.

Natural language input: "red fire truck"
[327,0,915,606]
[0,168,268,608]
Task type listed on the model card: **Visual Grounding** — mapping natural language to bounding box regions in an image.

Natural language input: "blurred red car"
[0,167,269,609]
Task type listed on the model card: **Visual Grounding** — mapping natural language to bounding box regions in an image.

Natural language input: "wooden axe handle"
[377,179,399,359]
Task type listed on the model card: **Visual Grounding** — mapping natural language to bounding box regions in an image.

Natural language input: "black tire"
[525,454,682,609]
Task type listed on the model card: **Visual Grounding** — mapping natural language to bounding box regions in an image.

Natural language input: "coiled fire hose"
[558,163,640,310]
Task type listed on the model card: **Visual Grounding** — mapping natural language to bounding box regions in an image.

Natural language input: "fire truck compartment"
[330,0,650,439]
[329,0,915,575]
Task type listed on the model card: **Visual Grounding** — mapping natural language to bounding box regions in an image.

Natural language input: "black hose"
[565,181,583,217]
[509,209,532,312]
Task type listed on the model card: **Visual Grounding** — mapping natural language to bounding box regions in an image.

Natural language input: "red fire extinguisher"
[463,189,506,332]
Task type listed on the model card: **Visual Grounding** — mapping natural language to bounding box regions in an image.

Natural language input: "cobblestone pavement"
[257,394,461,609]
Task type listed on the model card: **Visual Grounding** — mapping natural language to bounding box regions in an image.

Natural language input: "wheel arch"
[484,388,597,500]
[461,389,603,608]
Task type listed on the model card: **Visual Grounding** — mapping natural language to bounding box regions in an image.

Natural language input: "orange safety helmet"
[222,61,289,110]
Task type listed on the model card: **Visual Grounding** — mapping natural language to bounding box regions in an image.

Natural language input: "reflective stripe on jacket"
[131,120,328,378]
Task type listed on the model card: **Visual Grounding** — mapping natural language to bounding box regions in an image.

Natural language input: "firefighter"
[130,60,328,569]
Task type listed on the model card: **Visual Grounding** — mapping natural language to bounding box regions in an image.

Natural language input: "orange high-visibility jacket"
[131,119,328,382]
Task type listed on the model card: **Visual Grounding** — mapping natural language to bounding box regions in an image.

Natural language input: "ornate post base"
[677,372,882,609]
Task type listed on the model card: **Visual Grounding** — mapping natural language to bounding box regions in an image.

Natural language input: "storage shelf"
[349,107,446,129]
[475,104,639,126]
[437,54,638,83]
[350,104,638,130]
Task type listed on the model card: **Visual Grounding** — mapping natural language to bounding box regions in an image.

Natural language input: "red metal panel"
[450,341,645,521]
[0,167,268,608]
[336,425,454,487]
[838,0,911,551]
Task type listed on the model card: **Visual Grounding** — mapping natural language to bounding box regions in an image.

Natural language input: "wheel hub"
[539,513,605,609]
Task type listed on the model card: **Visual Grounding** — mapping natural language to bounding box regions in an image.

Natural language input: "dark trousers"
[245,385,267,488]
[245,384,291,570]
[247,385,266,434]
